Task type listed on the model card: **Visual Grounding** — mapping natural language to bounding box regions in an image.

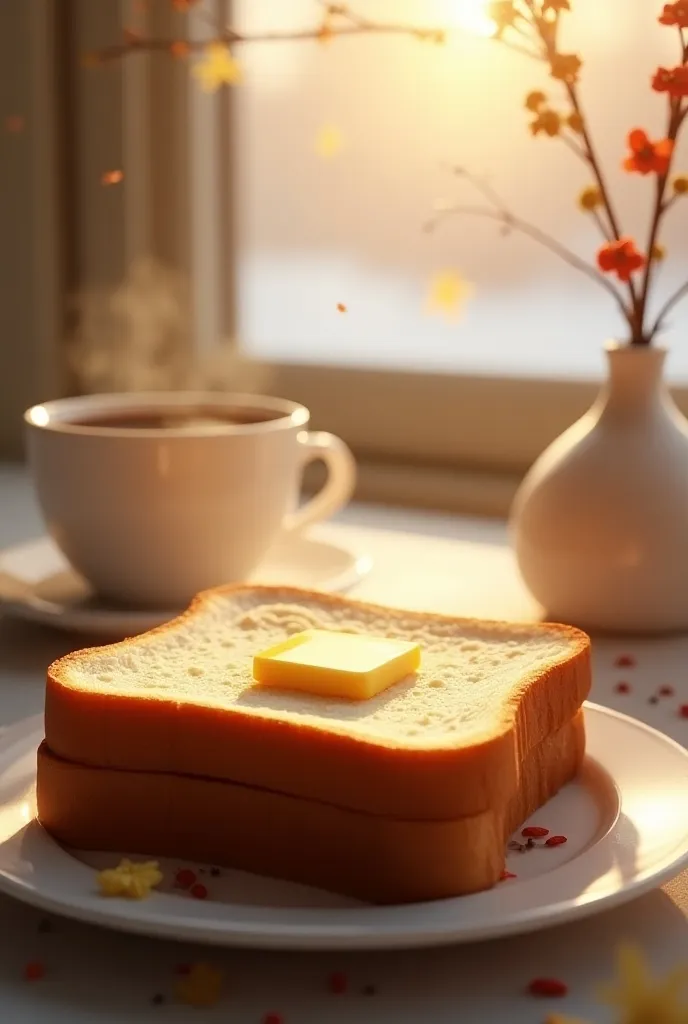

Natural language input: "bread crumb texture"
[63,589,583,747]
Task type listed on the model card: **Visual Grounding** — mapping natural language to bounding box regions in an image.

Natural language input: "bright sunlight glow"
[447,0,497,37]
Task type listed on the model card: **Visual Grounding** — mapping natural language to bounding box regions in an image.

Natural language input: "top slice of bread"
[45,585,591,820]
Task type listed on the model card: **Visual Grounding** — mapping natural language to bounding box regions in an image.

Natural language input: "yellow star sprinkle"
[175,964,223,1008]
[315,125,344,158]
[427,270,473,319]
[97,858,163,899]
[598,944,688,1024]
[192,43,242,93]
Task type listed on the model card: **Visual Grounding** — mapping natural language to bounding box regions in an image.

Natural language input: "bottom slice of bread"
[36,710,585,904]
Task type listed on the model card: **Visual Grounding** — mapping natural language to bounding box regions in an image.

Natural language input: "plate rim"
[0,703,686,950]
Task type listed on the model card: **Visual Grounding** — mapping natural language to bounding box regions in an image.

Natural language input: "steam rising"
[68,257,272,396]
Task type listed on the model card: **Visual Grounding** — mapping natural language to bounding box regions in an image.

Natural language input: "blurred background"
[2,0,688,514]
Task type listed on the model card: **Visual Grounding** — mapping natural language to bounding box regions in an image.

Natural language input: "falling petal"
[315,125,344,158]
[426,270,473,319]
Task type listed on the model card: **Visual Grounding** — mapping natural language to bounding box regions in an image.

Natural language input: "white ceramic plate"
[0,535,372,637]
[0,704,686,950]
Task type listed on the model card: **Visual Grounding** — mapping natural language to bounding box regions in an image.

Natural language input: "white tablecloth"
[0,465,685,1022]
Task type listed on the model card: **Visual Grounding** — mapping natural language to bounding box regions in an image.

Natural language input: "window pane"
[233,0,688,379]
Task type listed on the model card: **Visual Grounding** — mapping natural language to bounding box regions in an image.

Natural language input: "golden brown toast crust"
[36,711,586,904]
[45,585,591,820]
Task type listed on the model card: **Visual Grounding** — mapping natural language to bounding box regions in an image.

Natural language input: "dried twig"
[425,201,632,326]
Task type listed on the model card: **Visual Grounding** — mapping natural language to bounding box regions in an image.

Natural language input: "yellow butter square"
[252,629,421,700]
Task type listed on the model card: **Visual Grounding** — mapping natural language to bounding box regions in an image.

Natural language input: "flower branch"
[424,199,632,326]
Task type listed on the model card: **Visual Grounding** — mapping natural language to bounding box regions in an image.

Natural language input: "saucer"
[0,535,372,638]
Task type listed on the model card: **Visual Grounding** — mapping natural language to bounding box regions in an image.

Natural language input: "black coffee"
[69,407,282,430]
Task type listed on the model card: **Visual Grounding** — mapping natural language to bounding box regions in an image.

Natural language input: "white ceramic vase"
[510,342,688,633]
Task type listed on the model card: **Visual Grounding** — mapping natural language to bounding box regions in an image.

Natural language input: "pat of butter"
[253,629,421,700]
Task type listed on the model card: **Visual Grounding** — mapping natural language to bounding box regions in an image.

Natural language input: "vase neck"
[602,344,667,414]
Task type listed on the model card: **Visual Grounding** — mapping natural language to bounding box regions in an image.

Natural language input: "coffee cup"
[25,392,356,608]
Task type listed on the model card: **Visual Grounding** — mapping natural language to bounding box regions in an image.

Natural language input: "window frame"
[9,1,688,515]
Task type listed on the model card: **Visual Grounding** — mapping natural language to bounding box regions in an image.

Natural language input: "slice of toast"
[44,585,591,821]
[36,711,585,904]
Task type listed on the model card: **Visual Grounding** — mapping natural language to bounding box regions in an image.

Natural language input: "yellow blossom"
[530,108,561,137]
[673,174,688,194]
[488,1,519,33]
[578,185,602,211]
[315,124,344,158]
[567,111,584,133]
[550,53,582,83]
[427,270,473,319]
[175,964,224,1008]
[192,43,242,92]
[598,944,688,1024]
[97,859,163,899]
[525,90,547,112]
[652,243,667,261]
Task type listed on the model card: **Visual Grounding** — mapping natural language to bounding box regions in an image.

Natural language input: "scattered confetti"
[329,971,348,994]
[192,43,242,92]
[614,682,631,694]
[336,302,347,312]
[263,1014,284,1024]
[315,125,344,158]
[191,882,208,900]
[24,962,45,982]
[528,977,569,997]
[500,869,518,880]
[648,695,660,705]
[679,704,688,718]
[522,826,549,838]
[174,868,196,890]
[614,654,636,668]
[598,943,688,1020]
[210,867,221,878]
[5,115,24,133]
[101,169,124,186]
[659,685,675,697]
[97,858,163,899]
[545,835,568,847]
[426,269,473,319]
[175,963,223,1008]
[170,40,190,59]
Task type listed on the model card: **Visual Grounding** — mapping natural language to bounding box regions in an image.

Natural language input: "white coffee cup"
[25,391,356,608]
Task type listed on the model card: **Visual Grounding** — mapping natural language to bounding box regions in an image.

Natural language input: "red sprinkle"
[659,686,675,697]
[329,972,348,994]
[190,883,208,900]
[522,826,549,838]
[174,868,196,890]
[615,654,636,668]
[500,870,517,880]
[545,835,568,847]
[528,977,568,998]
[679,705,688,719]
[614,682,631,694]
[263,1015,284,1024]
[24,962,45,982]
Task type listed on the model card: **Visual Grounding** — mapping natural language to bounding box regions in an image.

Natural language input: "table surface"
[0,464,686,1023]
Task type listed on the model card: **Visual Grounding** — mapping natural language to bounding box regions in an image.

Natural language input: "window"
[5,0,688,514]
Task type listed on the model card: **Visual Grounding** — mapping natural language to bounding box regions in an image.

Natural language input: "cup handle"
[283,431,357,534]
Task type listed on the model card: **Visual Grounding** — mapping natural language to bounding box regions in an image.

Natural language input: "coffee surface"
[68,408,281,430]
